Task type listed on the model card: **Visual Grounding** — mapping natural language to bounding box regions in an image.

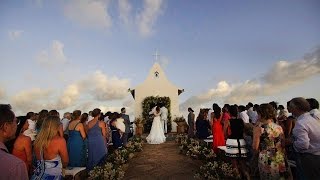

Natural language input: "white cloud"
[11,88,53,113]
[262,57,320,95]
[180,81,232,110]
[64,0,112,29]
[181,47,320,108]
[10,70,131,115]
[54,70,130,109]
[88,71,130,101]
[36,40,67,67]
[8,30,23,40]
[224,80,261,104]
[56,84,81,110]
[118,0,132,26]
[136,0,163,37]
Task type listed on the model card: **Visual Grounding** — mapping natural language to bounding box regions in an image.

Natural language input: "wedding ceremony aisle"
[123,140,202,180]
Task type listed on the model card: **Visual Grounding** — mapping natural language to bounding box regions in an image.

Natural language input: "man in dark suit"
[121,107,130,146]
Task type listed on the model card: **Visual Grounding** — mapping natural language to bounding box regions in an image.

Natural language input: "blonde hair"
[34,115,61,150]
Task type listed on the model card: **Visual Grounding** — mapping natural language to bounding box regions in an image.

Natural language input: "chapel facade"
[129,62,184,132]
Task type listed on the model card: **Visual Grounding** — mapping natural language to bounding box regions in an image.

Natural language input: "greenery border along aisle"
[141,96,172,133]
[175,134,241,179]
[89,136,143,180]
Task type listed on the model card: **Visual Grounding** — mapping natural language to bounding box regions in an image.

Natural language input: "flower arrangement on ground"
[176,136,240,179]
[194,161,241,180]
[88,162,125,180]
[88,136,143,179]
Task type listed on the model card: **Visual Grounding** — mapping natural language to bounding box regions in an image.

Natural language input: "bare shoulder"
[52,136,66,145]
[99,121,106,127]
[76,122,84,129]
[21,135,32,143]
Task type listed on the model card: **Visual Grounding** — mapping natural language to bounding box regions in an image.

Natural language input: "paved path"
[124,141,201,180]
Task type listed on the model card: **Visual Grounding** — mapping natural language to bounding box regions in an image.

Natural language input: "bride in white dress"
[146,106,166,144]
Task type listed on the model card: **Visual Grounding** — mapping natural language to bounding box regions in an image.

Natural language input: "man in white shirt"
[239,105,250,124]
[160,103,168,134]
[306,98,320,120]
[247,102,258,124]
[290,97,320,179]
[61,112,71,133]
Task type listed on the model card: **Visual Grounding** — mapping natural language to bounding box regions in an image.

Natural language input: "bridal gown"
[146,110,166,144]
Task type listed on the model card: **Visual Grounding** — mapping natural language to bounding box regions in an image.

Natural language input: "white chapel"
[129,62,184,132]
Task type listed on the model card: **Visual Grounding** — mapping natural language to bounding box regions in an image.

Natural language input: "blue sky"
[1,0,320,116]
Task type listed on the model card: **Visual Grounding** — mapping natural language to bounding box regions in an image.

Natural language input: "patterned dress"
[258,122,290,180]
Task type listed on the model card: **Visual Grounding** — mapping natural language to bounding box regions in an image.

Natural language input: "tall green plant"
[141,96,172,132]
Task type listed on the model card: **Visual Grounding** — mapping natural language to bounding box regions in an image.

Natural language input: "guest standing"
[212,106,225,152]
[32,115,69,179]
[61,112,71,140]
[0,104,28,179]
[196,110,210,139]
[225,105,249,179]
[87,108,107,170]
[110,112,124,149]
[306,98,320,120]
[121,107,130,146]
[67,110,87,167]
[12,118,32,174]
[187,107,195,138]
[290,97,320,179]
[222,104,231,138]
[253,104,291,180]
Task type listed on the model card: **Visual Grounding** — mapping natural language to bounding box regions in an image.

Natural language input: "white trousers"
[161,119,167,133]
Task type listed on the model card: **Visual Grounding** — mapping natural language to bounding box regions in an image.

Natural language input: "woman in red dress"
[212,105,225,152]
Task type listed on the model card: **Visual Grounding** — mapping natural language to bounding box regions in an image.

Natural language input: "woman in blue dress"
[67,110,87,167]
[87,108,107,170]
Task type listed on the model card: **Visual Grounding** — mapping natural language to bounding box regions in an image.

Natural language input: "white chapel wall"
[133,63,181,132]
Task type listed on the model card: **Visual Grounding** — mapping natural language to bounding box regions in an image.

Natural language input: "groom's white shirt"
[160,107,168,121]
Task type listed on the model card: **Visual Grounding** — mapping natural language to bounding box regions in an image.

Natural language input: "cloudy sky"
[1,0,320,117]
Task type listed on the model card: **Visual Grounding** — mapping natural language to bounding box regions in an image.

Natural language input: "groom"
[160,103,168,134]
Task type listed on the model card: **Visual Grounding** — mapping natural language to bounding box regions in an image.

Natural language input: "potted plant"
[134,117,145,136]
[173,116,186,133]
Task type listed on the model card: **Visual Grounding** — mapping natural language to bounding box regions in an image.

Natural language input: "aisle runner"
[124,141,201,180]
